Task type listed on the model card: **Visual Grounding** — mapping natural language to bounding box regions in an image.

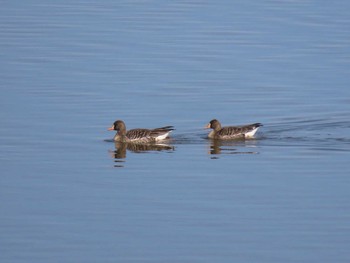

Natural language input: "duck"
[205,119,262,139]
[108,120,174,143]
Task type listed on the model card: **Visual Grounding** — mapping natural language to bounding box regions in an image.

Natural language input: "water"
[1,1,350,262]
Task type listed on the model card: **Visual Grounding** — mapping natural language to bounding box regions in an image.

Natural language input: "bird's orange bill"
[204,123,211,129]
[107,126,114,131]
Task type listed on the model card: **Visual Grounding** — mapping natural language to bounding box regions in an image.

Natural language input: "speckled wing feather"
[216,127,245,139]
[126,129,153,141]
[126,126,174,143]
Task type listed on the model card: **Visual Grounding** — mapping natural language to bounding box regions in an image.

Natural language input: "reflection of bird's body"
[112,141,174,158]
[205,119,262,140]
[108,120,174,143]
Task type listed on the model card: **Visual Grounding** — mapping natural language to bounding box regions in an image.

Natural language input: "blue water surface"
[1,1,350,262]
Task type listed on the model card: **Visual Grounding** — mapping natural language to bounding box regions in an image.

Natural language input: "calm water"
[1,1,350,262]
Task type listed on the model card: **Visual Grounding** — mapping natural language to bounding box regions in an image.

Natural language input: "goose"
[205,119,262,139]
[108,120,174,143]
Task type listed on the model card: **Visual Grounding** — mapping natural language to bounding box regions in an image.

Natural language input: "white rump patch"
[245,127,260,138]
[155,132,171,141]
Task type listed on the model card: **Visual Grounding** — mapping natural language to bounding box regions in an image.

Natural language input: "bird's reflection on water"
[109,141,175,167]
[208,139,259,158]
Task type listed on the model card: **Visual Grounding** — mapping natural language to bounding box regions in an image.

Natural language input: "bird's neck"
[114,133,128,143]
[214,125,221,131]
[208,130,216,138]
[117,129,127,136]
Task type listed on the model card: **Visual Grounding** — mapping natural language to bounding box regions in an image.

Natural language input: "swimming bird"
[205,119,262,139]
[108,120,174,143]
